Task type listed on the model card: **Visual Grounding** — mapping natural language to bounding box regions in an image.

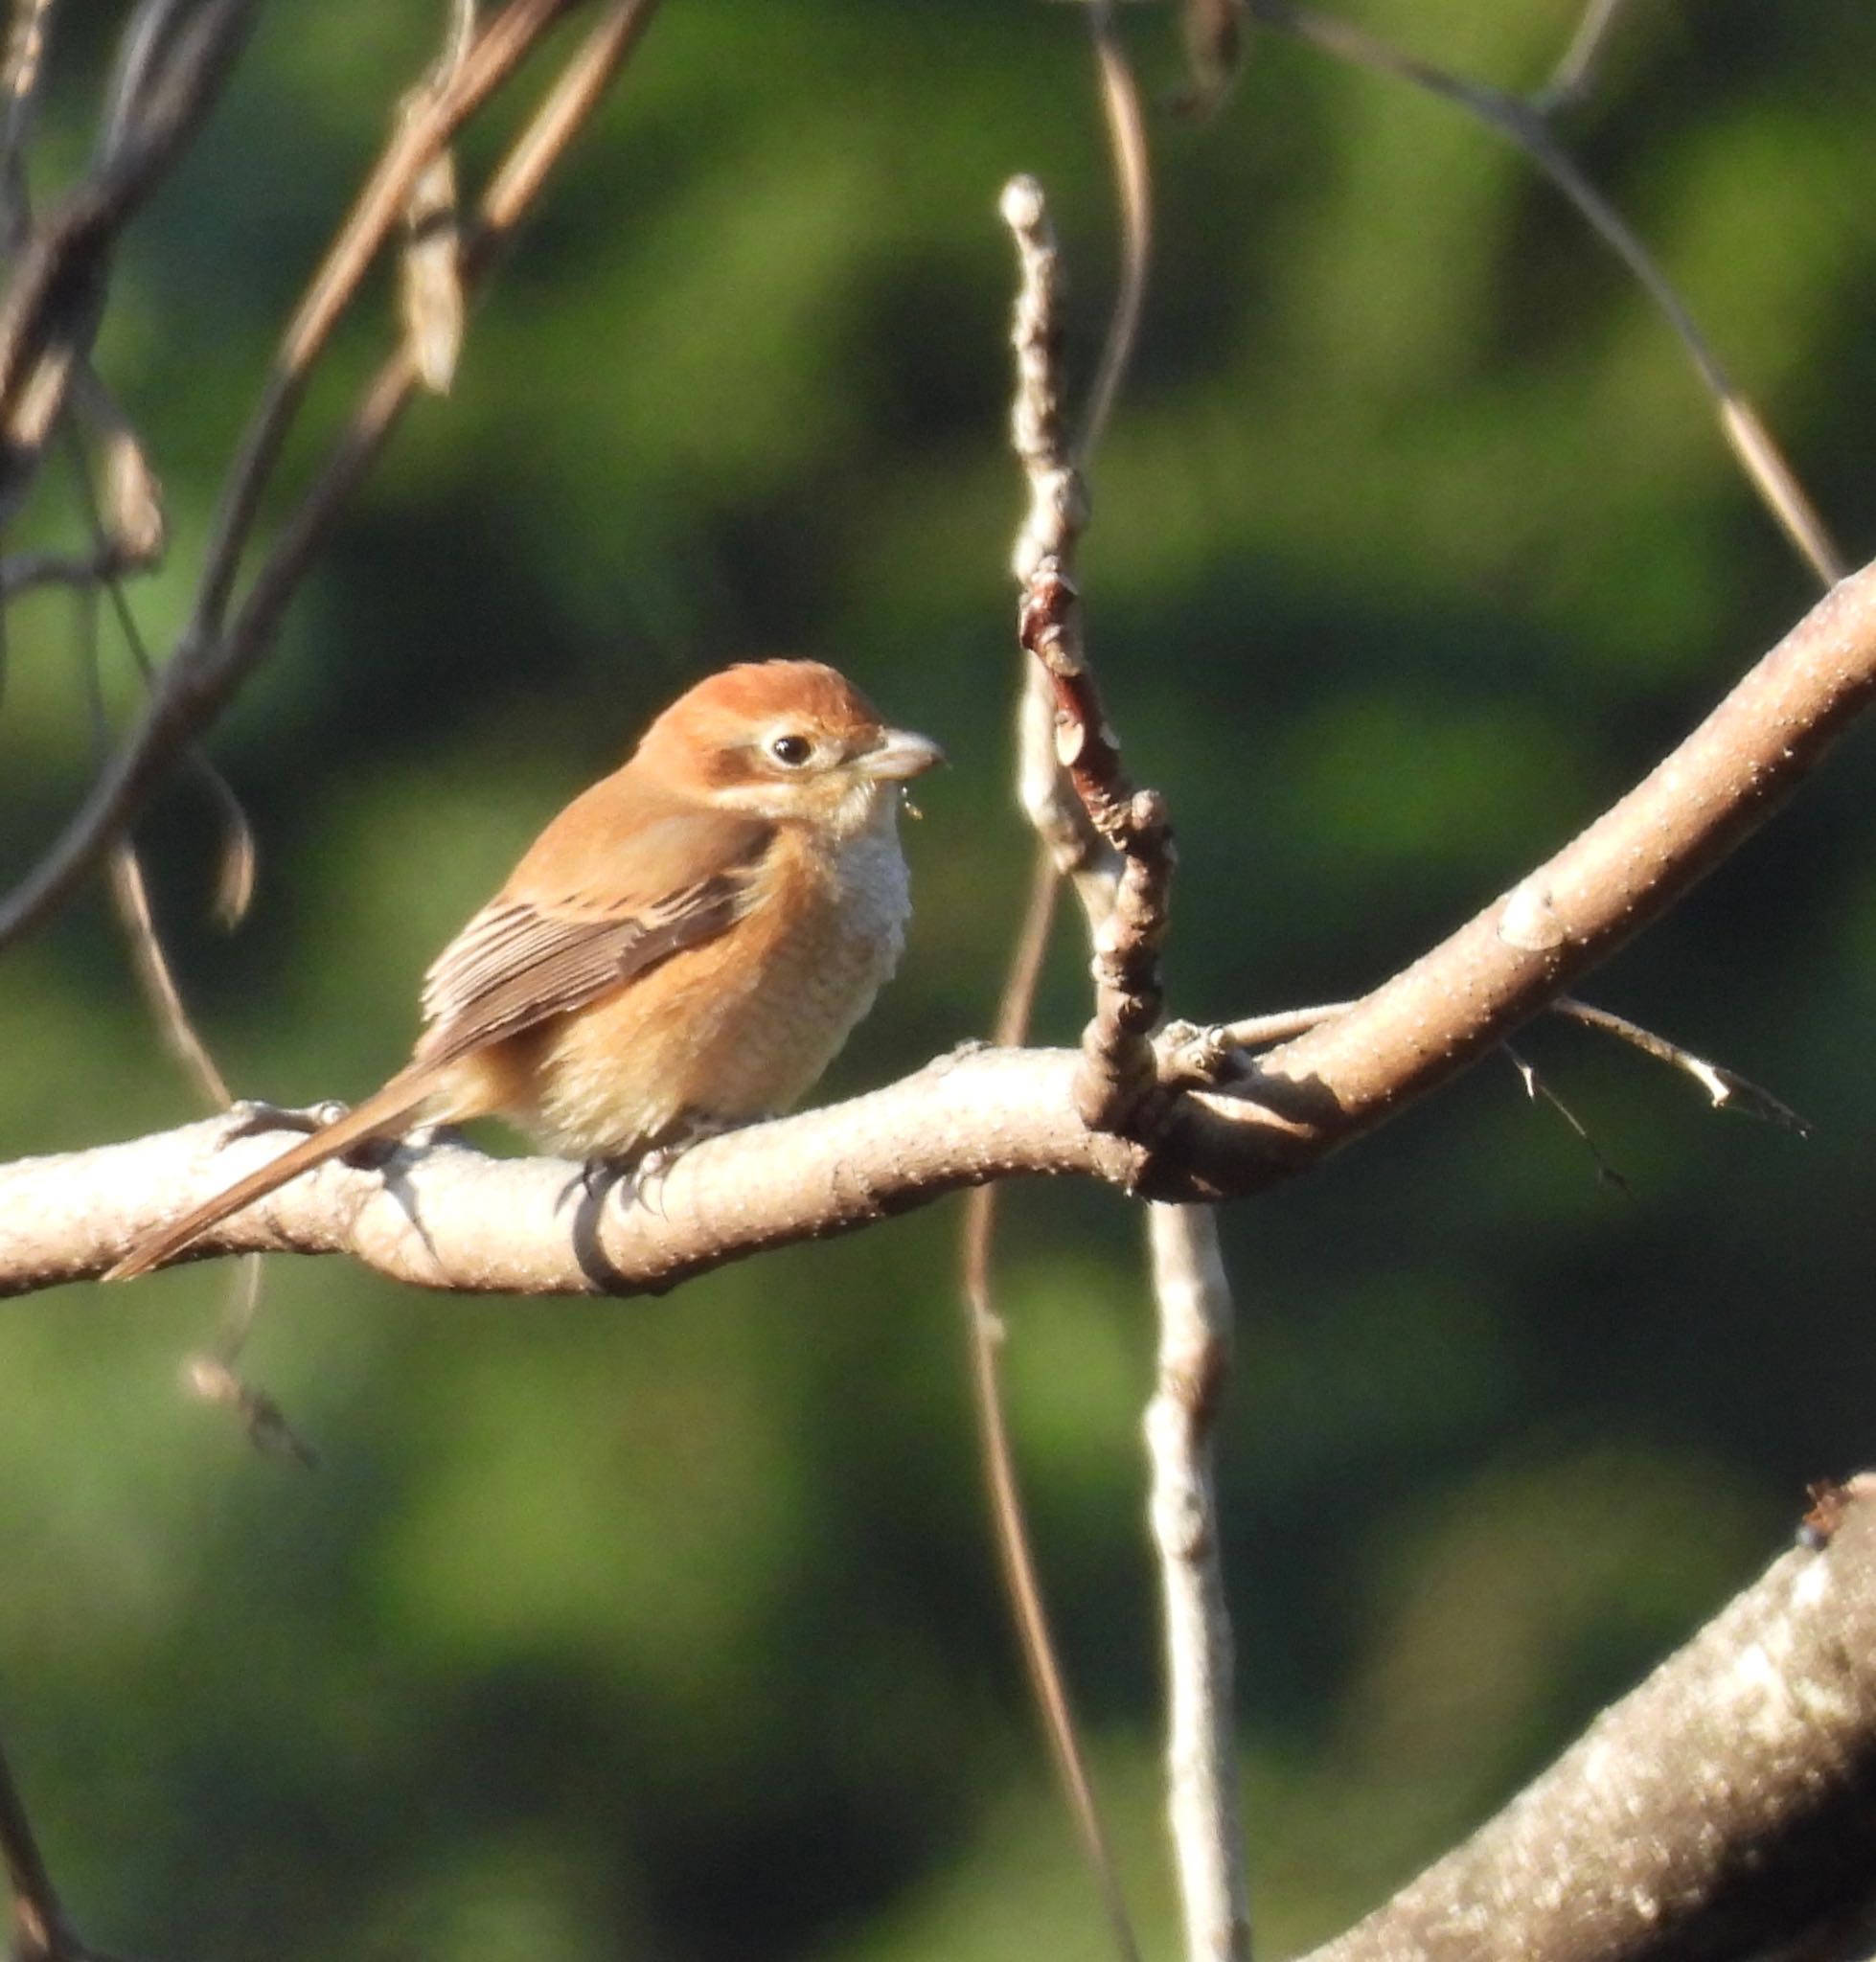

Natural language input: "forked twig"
[1170,993,1812,1138]
[0,0,665,955]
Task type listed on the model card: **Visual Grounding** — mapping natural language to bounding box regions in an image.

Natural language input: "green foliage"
[4,2,1875,1954]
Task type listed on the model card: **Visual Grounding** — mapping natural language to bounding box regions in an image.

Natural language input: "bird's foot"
[220,1098,350,1145]
[583,1116,747,1220]
[218,1100,395,1172]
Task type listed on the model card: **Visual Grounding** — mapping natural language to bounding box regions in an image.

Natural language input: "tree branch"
[11,545,1876,1298]
[1190,555,1876,1184]
[5,1049,1147,1298]
[1300,1478,1876,1962]
[0,0,664,956]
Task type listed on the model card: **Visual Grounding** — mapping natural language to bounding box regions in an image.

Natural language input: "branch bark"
[4,1048,1144,1298]
[1299,1478,1876,1962]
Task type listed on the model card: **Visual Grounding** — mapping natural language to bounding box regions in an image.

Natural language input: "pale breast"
[526,806,912,1157]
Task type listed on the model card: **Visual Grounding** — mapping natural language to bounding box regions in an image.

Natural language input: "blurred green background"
[4,1,1876,1954]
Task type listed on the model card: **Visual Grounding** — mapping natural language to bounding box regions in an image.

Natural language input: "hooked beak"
[861,727,946,781]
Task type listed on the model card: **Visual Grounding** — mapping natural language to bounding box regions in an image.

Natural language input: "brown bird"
[107,660,943,1281]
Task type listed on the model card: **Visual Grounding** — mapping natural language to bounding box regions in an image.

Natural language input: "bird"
[106,659,943,1282]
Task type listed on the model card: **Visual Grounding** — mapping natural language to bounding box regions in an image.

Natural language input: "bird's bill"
[860,728,946,780]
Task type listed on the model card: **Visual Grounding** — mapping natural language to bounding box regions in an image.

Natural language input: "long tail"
[104,1066,444,1282]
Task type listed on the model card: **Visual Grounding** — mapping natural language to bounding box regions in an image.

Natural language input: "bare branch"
[1002,153,1247,1962]
[14,540,1876,1300]
[1146,1202,1249,1962]
[963,19,1163,1947]
[0,0,256,526]
[0,0,665,956]
[1189,556,1876,1191]
[1003,174,1173,1136]
[1,1049,1148,1299]
[1301,1479,1876,1962]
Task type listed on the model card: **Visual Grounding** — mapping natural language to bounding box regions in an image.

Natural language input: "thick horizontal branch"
[1302,1478,1876,1962]
[1182,555,1876,1185]
[2,1047,1159,1297]
[7,554,1876,1296]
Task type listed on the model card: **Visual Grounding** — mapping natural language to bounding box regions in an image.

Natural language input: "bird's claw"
[221,1098,349,1145]
[576,1117,745,1221]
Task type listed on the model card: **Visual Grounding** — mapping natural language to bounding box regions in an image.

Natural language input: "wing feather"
[415,810,770,1069]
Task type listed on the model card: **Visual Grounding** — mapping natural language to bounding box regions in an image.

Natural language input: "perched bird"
[107,660,943,1281]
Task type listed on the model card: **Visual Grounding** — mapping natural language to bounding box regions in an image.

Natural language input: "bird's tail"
[104,1066,443,1282]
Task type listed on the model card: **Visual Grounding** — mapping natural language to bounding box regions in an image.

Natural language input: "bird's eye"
[766,732,813,768]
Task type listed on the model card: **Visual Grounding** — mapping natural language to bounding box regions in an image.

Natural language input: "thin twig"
[1081,0,1152,456]
[105,845,231,1108]
[0,543,124,593]
[64,478,230,1113]
[0,0,665,956]
[1504,1043,1629,1194]
[54,399,256,929]
[191,0,580,645]
[1004,174,1173,1135]
[957,11,1159,1944]
[1550,997,1813,1134]
[1003,163,1248,1962]
[1178,994,1812,1136]
[1145,1201,1249,1962]
[0,0,56,248]
[1242,0,1845,590]
[0,0,257,525]
[960,842,1141,1962]
[1536,0,1631,114]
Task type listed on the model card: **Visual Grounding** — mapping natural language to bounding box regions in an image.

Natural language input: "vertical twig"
[957,11,1165,1947]
[1002,168,1250,1962]
[1146,1203,1247,1962]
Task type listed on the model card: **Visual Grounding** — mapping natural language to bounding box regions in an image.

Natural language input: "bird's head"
[636,660,945,837]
